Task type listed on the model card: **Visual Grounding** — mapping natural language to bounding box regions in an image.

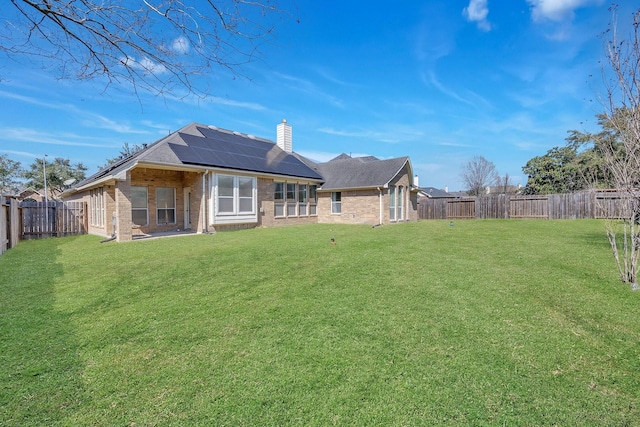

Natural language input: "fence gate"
[20,201,87,239]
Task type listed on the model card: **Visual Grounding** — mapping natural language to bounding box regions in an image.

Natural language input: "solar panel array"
[168,126,323,180]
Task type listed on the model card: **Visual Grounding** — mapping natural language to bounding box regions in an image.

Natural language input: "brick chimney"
[276,119,292,153]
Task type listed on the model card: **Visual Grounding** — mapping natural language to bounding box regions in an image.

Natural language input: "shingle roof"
[72,123,323,190]
[316,154,410,191]
[166,124,322,179]
[420,187,455,198]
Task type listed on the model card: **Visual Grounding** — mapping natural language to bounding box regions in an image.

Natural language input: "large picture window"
[157,187,176,224]
[131,186,148,226]
[215,174,256,216]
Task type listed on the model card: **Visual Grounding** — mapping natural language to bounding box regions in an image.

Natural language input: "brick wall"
[317,189,381,225]
[317,164,418,225]
[257,177,319,228]
[127,168,204,235]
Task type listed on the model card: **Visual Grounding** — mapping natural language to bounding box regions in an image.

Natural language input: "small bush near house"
[1,220,639,425]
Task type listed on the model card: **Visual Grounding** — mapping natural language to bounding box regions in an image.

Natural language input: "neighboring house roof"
[315,154,412,191]
[69,122,323,192]
[419,187,455,198]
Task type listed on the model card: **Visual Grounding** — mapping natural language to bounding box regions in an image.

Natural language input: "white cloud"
[526,0,602,22]
[171,36,190,54]
[1,127,117,148]
[206,96,267,111]
[463,0,491,32]
[120,55,168,74]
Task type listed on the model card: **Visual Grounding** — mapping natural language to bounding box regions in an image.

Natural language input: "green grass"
[1,220,639,426]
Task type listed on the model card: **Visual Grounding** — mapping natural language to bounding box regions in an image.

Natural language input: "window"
[397,186,403,220]
[286,183,297,216]
[131,186,148,226]
[215,174,256,216]
[275,182,318,218]
[90,187,105,227]
[389,186,396,221]
[309,185,317,215]
[331,192,341,214]
[217,175,234,213]
[238,177,253,213]
[274,182,285,217]
[157,187,176,224]
[298,184,308,216]
[389,185,403,221]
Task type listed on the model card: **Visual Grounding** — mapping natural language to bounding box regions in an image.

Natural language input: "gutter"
[202,170,209,233]
[378,187,383,225]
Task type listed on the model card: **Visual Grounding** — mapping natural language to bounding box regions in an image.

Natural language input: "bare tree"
[1,1,290,97]
[494,173,513,194]
[598,6,640,288]
[460,155,498,197]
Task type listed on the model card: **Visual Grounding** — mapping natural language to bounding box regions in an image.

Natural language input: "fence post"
[1,196,6,254]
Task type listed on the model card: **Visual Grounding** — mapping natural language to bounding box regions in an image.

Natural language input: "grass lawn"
[1,220,639,425]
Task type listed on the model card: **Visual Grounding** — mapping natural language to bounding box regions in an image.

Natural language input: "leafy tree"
[1,1,290,97]
[522,146,583,194]
[104,142,146,167]
[24,157,87,200]
[460,155,498,196]
[0,154,23,194]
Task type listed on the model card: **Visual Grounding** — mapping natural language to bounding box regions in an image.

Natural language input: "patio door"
[183,187,192,230]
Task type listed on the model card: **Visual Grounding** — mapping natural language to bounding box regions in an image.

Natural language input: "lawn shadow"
[0,237,88,424]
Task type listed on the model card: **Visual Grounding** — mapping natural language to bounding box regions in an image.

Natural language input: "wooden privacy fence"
[419,191,632,220]
[1,197,21,255]
[20,201,87,239]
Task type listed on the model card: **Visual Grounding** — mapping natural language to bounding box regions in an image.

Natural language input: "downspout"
[202,170,209,233]
[378,187,383,225]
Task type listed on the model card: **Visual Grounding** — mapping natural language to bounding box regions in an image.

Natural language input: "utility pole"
[43,154,48,233]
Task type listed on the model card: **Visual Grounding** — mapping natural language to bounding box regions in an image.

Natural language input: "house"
[62,120,418,241]
[418,186,456,199]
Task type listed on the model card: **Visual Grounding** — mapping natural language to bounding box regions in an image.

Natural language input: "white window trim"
[274,181,318,218]
[90,187,105,227]
[156,187,177,225]
[210,174,257,224]
[131,185,149,226]
[331,191,342,215]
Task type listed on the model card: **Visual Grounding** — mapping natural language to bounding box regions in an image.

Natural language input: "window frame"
[309,185,318,215]
[131,185,149,226]
[331,191,342,215]
[90,186,105,227]
[275,181,318,218]
[156,187,176,224]
[274,181,285,217]
[214,174,257,217]
[389,186,396,221]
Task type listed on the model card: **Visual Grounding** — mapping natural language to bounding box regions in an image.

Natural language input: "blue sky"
[0,0,634,191]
